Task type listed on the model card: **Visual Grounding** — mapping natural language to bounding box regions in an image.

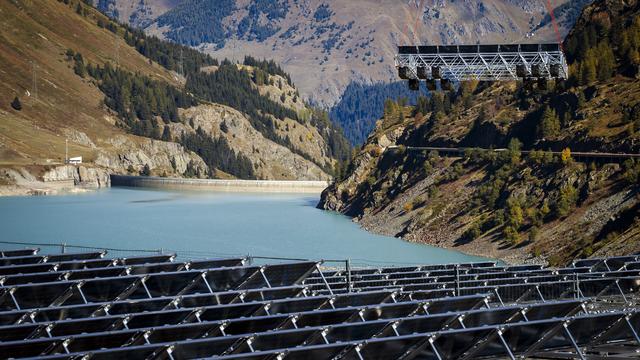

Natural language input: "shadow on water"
[130,197,179,204]
[301,198,321,207]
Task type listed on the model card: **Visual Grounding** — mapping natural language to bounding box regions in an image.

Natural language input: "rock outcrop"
[0,165,110,196]
[176,104,332,181]
[43,165,111,188]
[95,135,208,177]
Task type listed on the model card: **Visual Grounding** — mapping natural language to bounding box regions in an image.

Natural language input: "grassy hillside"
[0,0,351,191]
[319,0,640,265]
[0,0,179,167]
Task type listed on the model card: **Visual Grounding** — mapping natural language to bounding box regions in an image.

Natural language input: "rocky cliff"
[176,104,331,181]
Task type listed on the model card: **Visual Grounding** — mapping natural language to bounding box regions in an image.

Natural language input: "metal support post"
[259,268,272,288]
[626,316,640,346]
[429,337,443,360]
[346,258,352,293]
[455,264,460,296]
[497,330,516,360]
[316,263,334,296]
[563,324,586,360]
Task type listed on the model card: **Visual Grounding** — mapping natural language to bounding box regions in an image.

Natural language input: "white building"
[68,156,82,165]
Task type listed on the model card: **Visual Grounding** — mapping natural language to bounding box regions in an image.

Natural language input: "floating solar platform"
[0,248,639,359]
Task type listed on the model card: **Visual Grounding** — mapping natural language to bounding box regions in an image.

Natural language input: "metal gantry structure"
[395,43,569,90]
[0,248,639,359]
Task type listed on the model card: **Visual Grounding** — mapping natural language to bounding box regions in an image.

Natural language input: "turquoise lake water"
[0,188,490,266]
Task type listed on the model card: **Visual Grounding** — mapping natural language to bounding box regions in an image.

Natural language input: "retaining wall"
[111,175,329,194]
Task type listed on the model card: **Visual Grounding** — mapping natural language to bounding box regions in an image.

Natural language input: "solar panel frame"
[0,300,593,358]
[0,248,39,257]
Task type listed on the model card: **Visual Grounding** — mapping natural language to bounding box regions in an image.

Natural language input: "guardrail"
[386,146,640,164]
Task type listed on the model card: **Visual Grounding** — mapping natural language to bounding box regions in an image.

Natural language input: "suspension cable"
[543,0,564,49]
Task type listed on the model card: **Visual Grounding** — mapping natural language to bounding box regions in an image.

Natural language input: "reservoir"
[0,188,489,266]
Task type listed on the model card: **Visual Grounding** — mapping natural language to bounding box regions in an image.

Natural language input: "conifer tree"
[538,107,561,138]
[581,59,597,85]
[596,42,616,81]
[161,126,172,141]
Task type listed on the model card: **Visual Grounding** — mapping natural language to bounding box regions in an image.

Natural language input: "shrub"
[532,245,542,257]
[527,207,543,227]
[622,159,640,184]
[543,151,555,165]
[141,164,151,176]
[555,184,578,218]
[528,149,545,165]
[10,96,21,111]
[403,201,414,213]
[529,226,540,242]
[561,148,572,165]
[423,161,433,175]
[503,225,521,245]
[463,221,482,241]
[540,200,551,219]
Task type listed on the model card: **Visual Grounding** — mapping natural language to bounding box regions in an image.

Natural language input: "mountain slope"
[319,0,640,265]
[0,0,350,195]
[102,0,591,108]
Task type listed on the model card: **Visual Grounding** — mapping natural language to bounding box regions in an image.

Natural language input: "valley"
[100,0,593,144]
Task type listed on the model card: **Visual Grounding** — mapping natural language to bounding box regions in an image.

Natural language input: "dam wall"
[110,175,329,194]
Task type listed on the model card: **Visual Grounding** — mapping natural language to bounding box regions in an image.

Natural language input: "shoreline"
[359,222,543,266]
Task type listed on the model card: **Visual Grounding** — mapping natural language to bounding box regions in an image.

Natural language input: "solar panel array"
[0,249,639,359]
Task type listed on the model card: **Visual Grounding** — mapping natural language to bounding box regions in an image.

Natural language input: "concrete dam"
[110,175,330,193]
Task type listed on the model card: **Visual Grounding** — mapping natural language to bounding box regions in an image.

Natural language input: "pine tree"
[10,96,21,111]
[161,126,172,141]
[538,107,561,138]
[596,42,616,81]
[582,58,597,85]
[507,138,522,165]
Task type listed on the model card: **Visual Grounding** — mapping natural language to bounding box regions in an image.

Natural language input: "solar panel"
[1,249,639,359]
[0,248,39,257]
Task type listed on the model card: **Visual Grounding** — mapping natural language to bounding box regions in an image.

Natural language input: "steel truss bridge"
[395,43,569,90]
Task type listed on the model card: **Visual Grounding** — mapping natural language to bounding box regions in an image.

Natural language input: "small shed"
[68,156,82,165]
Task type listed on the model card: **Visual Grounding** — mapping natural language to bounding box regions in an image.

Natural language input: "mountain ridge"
[100,0,592,108]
